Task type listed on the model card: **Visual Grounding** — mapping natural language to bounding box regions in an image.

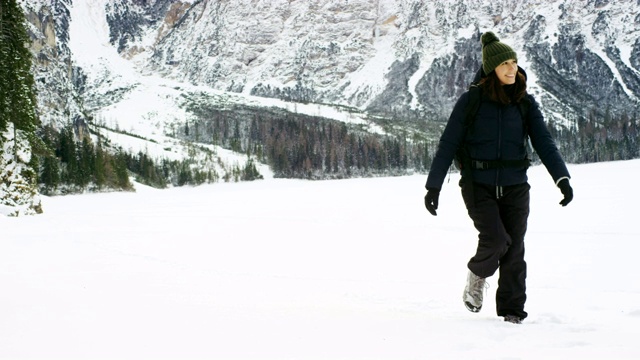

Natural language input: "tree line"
[37,124,264,194]
[184,104,433,179]
[38,126,131,194]
[550,110,639,164]
[38,104,638,194]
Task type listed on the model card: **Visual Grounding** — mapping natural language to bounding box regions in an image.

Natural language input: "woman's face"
[495,59,518,85]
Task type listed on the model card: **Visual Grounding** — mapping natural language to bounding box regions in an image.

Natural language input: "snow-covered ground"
[1,160,639,359]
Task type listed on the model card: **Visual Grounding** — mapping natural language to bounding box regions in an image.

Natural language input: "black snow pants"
[460,180,530,319]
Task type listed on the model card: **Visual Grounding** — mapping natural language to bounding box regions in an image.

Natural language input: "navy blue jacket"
[425,87,570,190]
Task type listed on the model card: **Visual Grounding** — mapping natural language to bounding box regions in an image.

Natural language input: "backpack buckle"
[472,160,490,170]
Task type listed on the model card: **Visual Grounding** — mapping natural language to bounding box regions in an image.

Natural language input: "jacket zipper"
[496,106,502,194]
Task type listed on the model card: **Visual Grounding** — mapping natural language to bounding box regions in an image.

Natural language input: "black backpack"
[454,83,532,177]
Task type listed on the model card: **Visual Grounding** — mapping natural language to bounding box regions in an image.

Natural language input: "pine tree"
[0,0,39,133]
[113,151,131,190]
[0,0,43,215]
[40,154,60,192]
[94,143,106,188]
[37,125,59,192]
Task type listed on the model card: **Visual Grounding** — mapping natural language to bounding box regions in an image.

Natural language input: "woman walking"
[423,32,573,324]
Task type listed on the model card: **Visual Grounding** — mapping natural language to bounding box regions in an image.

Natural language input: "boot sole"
[464,301,482,313]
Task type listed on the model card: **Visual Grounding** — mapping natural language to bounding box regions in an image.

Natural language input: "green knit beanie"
[481,32,517,75]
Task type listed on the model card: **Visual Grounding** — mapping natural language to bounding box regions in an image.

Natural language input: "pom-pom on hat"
[481,31,517,75]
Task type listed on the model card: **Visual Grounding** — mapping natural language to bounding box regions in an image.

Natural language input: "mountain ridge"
[102,0,640,122]
[17,0,640,186]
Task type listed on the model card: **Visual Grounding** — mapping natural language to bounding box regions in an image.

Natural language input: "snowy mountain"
[105,0,640,122]
[19,0,640,181]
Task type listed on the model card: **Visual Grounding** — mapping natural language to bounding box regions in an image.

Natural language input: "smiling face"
[494,59,518,85]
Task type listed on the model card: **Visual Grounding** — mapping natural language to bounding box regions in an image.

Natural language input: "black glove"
[558,178,573,206]
[424,188,440,216]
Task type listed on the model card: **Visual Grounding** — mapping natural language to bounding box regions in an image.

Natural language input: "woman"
[423,32,573,324]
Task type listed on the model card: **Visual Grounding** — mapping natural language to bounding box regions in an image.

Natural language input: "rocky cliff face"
[21,0,640,158]
[94,0,639,127]
[21,0,85,131]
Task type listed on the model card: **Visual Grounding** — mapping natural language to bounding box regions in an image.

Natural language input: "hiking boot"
[463,270,486,313]
[504,315,523,324]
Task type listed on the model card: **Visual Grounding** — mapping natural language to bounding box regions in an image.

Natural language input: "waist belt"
[470,159,530,170]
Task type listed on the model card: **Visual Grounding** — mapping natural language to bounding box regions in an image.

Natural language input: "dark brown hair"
[479,71,527,105]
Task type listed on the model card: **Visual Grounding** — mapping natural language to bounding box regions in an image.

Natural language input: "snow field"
[1,160,640,359]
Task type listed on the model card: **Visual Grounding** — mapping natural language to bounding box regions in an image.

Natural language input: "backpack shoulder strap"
[518,95,534,159]
[518,96,531,126]
[455,84,482,173]
[463,84,482,130]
